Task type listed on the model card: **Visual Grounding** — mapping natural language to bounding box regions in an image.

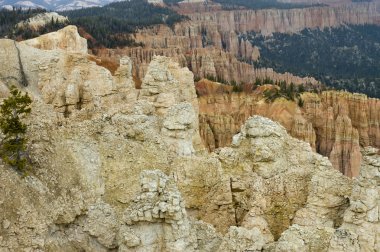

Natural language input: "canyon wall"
[277,0,352,7]
[0,27,380,251]
[186,2,377,35]
[198,82,380,177]
[93,46,319,87]
[92,2,377,87]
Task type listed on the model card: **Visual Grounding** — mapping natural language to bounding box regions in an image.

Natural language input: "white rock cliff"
[0,27,379,251]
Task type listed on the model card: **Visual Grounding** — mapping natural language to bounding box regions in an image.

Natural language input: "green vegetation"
[0,1,187,49]
[15,17,68,40]
[0,8,68,40]
[247,25,380,98]
[61,0,188,48]
[0,8,45,38]
[0,86,32,174]
[263,81,305,106]
[163,0,182,5]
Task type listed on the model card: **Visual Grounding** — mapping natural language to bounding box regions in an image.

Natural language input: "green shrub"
[0,86,32,174]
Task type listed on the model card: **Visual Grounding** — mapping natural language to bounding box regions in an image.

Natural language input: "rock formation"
[92,2,371,87]
[121,169,197,251]
[90,1,378,88]
[0,26,379,251]
[198,83,380,177]
[21,25,88,54]
[93,46,320,87]
[16,12,68,30]
[187,2,377,35]
[336,147,380,251]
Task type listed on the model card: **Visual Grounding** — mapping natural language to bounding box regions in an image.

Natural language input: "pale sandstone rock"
[140,55,203,154]
[16,12,68,30]
[328,229,360,252]
[0,28,377,252]
[84,202,119,249]
[21,25,87,54]
[292,166,352,228]
[219,226,269,252]
[192,221,223,251]
[1,36,134,119]
[140,55,198,113]
[122,170,197,252]
[334,147,380,251]
[274,225,335,252]
[213,116,352,240]
[162,102,197,156]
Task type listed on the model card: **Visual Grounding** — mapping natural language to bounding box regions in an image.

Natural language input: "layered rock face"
[93,2,377,87]
[198,86,380,177]
[94,46,319,87]
[187,2,377,35]
[93,3,367,87]
[0,27,379,251]
[94,4,356,85]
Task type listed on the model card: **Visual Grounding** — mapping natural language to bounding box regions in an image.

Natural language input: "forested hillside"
[0,0,187,48]
[0,8,47,38]
[61,0,187,48]
[247,25,380,98]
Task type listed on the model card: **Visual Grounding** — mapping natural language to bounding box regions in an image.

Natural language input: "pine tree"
[0,86,32,173]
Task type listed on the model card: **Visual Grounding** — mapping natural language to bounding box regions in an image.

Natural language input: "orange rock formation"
[198,83,380,177]
[92,2,377,87]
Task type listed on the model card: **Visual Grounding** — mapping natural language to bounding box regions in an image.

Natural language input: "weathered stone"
[21,25,87,53]
[0,26,378,252]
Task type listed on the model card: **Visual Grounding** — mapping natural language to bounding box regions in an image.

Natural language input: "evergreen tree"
[0,86,32,173]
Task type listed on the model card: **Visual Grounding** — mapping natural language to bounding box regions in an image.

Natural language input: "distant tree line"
[199,72,321,101]
[263,81,306,107]
[0,7,46,38]
[0,0,188,49]
[13,16,68,40]
[61,0,188,48]
[247,25,380,98]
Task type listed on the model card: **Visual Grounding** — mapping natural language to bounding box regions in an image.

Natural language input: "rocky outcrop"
[335,147,380,251]
[138,55,203,155]
[198,85,380,177]
[16,12,68,30]
[128,21,321,84]
[273,147,380,251]
[187,2,377,35]
[0,27,379,251]
[21,25,87,54]
[1,32,127,118]
[94,46,320,86]
[87,2,378,91]
[121,169,197,251]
